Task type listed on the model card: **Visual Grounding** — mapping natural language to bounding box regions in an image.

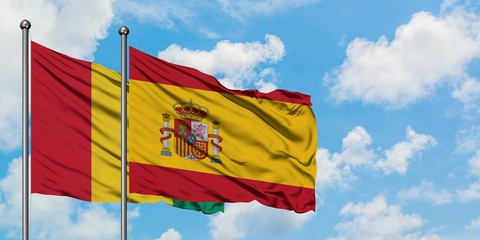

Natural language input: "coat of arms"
[159,99,222,163]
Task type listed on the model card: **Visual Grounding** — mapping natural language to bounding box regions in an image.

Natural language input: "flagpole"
[119,25,129,240]
[20,19,31,240]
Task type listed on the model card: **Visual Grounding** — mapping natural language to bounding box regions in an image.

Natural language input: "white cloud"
[455,125,480,154]
[158,34,285,92]
[316,148,353,190]
[456,145,480,202]
[397,180,452,205]
[435,216,480,240]
[325,8,480,108]
[116,0,319,38]
[3,0,115,60]
[375,127,437,175]
[115,0,194,29]
[217,0,319,21]
[209,201,314,240]
[468,150,480,178]
[0,0,115,151]
[33,201,119,240]
[403,232,442,240]
[0,157,23,231]
[452,78,480,111]
[128,206,141,219]
[316,126,375,189]
[328,196,431,240]
[155,228,182,240]
[465,216,480,233]
[317,126,436,189]
[457,182,480,202]
[0,157,120,239]
[440,0,459,13]
[340,126,376,167]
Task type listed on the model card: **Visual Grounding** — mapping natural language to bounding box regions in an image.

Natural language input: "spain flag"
[128,47,317,213]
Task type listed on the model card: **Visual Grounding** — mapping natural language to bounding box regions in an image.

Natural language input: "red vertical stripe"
[31,41,92,201]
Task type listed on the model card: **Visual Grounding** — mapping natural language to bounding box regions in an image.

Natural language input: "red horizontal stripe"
[31,41,92,201]
[129,47,312,106]
[129,162,315,213]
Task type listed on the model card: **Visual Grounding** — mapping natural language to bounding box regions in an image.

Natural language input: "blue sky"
[1,0,480,239]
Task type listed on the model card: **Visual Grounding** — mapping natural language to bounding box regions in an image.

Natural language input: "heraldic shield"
[174,119,208,160]
[160,99,222,163]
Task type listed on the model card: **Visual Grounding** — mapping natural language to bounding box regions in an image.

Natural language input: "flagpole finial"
[19,19,31,30]
[118,26,129,36]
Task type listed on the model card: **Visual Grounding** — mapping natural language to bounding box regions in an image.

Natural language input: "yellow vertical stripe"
[90,63,172,204]
[91,63,121,202]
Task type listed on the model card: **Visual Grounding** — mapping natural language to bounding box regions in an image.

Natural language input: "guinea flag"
[128,47,317,213]
[30,41,223,214]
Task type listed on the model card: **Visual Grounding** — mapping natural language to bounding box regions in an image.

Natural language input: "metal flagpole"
[119,25,129,240]
[20,19,31,240]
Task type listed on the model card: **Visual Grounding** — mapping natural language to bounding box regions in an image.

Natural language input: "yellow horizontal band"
[128,80,317,188]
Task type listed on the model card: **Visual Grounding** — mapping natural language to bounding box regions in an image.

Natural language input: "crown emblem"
[173,99,209,121]
[161,98,222,163]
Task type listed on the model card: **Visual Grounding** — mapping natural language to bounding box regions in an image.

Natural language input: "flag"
[31,41,223,214]
[128,47,317,213]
